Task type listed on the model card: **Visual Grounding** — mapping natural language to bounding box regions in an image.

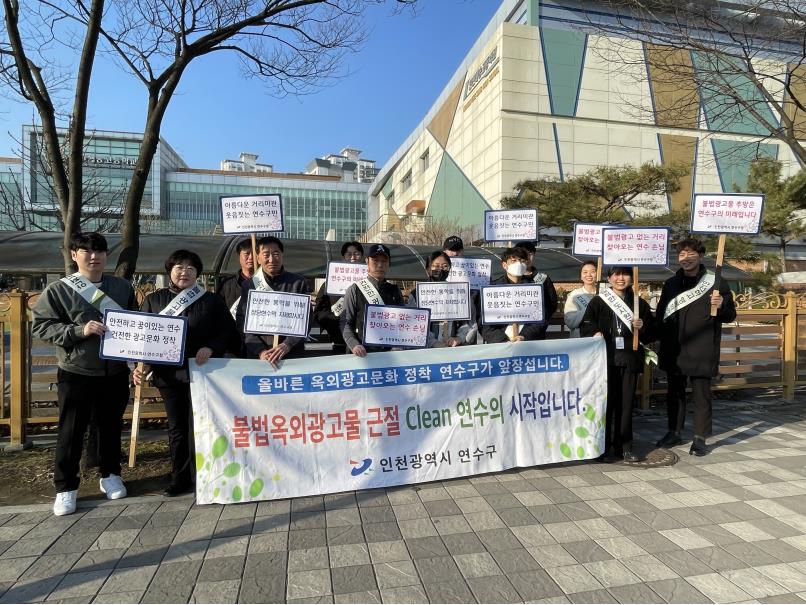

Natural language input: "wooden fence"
[0,289,802,446]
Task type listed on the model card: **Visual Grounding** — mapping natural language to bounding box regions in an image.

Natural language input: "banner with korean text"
[189,338,607,504]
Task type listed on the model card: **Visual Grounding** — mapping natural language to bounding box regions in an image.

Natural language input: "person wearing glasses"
[313,241,364,354]
[134,250,235,496]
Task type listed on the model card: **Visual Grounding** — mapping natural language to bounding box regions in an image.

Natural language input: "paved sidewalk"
[2,398,806,603]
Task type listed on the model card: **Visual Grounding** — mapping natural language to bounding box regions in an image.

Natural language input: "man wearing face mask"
[515,240,558,339]
[481,247,549,343]
[408,251,473,348]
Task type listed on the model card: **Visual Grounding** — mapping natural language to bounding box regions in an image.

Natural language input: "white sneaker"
[100,474,127,500]
[53,490,77,516]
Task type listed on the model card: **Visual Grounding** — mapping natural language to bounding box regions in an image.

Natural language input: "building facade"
[306,147,379,183]
[1,127,368,241]
[369,0,804,236]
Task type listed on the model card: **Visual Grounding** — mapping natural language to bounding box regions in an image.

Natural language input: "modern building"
[368,0,804,239]
[0,126,369,241]
[306,147,379,183]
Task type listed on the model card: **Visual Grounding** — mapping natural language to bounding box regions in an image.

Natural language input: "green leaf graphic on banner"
[584,406,596,421]
[223,462,240,477]
[232,486,242,501]
[272,473,281,481]
[195,453,204,469]
[213,487,220,497]
[212,436,228,458]
[250,479,264,498]
[560,443,572,458]
[575,427,589,438]
[577,446,585,458]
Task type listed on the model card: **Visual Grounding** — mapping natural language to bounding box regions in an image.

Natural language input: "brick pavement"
[2,399,806,603]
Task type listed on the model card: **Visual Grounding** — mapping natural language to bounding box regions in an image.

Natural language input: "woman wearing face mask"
[564,260,598,338]
[580,266,654,463]
[408,251,471,347]
[133,250,236,496]
[481,247,547,344]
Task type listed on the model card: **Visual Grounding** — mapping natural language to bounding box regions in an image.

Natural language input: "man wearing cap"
[443,236,464,257]
[514,240,558,339]
[341,244,403,357]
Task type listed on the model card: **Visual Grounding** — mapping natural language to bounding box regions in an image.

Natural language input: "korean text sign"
[484,209,538,242]
[244,290,310,337]
[220,194,284,234]
[416,281,471,321]
[100,310,187,366]
[325,262,369,296]
[189,338,607,504]
[601,227,669,266]
[690,193,764,235]
[481,284,544,324]
[573,223,604,257]
[447,257,492,290]
[363,305,430,349]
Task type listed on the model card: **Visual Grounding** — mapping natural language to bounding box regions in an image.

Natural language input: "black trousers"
[606,365,638,454]
[159,384,195,486]
[666,373,713,438]
[54,369,129,492]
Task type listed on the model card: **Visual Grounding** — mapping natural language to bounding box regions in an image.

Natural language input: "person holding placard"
[580,266,654,463]
[341,243,404,357]
[216,239,254,356]
[655,238,736,457]
[134,250,235,496]
[564,261,598,338]
[313,241,364,354]
[515,240,558,338]
[236,236,310,364]
[481,247,547,343]
[407,251,472,348]
[32,232,138,516]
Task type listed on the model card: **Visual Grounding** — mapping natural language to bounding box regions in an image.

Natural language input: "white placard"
[601,227,669,267]
[573,223,604,257]
[691,193,764,235]
[220,194,284,234]
[325,262,369,296]
[447,257,492,290]
[100,310,187,365]
[481,284,544,324]
[363,305,430,349]
[415,282,471,321]
[244,290,310,337]
[485,209,538,242]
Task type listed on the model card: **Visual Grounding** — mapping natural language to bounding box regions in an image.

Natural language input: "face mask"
[429,269,450,281]
[507,262,527,277]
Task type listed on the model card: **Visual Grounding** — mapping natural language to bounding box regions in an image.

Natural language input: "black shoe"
[689,438,708,457]
[656,432,683,448]
[623,449,640,463]
[164,481,193,497]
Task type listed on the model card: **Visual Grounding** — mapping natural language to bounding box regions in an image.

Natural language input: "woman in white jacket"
[564,260,598,337]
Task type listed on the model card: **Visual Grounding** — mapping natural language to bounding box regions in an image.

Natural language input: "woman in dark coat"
[580,266,654,462]
[134,250,236,496]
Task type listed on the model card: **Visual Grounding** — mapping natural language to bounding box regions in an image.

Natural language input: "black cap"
[367,243,391,258]
[443,236,464,252]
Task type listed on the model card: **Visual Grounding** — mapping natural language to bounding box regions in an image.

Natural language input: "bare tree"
[382,215,482,248]
[1,0,414,276]
[589,1,806,166]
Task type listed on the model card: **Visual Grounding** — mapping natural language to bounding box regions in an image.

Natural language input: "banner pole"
[128,362,144,468]
[711,234,726,317]
[632,266,640,351]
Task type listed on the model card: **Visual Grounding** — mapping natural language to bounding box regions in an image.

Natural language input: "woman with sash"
[407,251,472,348]
[580,266,653,462]
[134,250,235,496]
[563,260,598,337]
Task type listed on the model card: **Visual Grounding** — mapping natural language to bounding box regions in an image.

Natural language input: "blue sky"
[0,1,499,173]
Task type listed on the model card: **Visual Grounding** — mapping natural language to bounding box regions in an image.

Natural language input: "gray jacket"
[32,275,138,376]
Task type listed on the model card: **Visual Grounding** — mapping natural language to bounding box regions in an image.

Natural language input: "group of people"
[32,231,734,517]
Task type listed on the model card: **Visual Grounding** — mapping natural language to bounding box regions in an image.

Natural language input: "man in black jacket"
[656,238,737,456]
[515,240,558,339]
[216,238,254,356]
[313,241,364,354]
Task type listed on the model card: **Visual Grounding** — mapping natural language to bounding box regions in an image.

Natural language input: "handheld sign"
[363,305,430,349]
[101,310,187,366]
[573,222,605,282]
[480,284,544,324]
[415,282,471,321]
[691,193,764,316]
[446,257,492,290]
[325,262,369,296]
[484,209,538,242]
[220,194,284,234]
[244,290,310,338]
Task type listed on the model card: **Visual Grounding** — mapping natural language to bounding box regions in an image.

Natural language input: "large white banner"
[190,339,607,504]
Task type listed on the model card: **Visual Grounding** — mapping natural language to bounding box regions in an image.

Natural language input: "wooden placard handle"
[128,362,144,468]
[711,234,726,317]
[632,267,640,351]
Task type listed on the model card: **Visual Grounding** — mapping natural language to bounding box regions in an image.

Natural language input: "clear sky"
[0,1,499,173]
